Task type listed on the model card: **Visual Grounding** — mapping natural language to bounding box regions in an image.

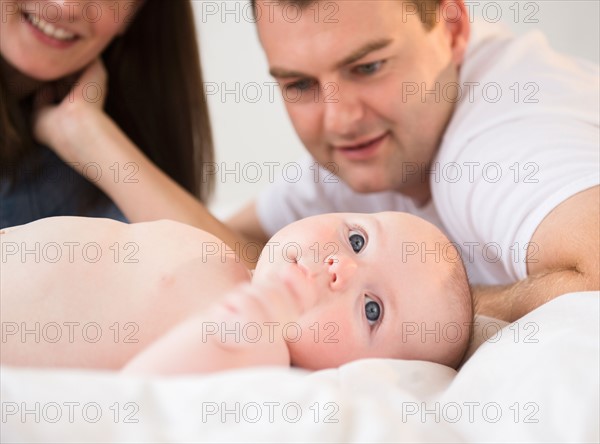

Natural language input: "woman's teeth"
[25,13,77,41]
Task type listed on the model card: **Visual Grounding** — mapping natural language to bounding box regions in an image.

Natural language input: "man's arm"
[474,186,599,322]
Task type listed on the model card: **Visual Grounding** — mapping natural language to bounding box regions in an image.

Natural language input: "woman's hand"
[32,58,108,162]
[30,58,251,268]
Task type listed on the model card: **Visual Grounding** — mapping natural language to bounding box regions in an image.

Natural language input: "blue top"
[1,146,128,228]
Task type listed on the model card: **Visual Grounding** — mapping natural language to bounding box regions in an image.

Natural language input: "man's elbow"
[578,256,600,290]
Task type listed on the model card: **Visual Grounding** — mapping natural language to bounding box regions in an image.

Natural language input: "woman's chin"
[2,54,76,83]
[16,64,73,82]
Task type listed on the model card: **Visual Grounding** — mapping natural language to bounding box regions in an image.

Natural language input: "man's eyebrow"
[269,67,308,78]
[335,38,393,69]
[269,38,393,79]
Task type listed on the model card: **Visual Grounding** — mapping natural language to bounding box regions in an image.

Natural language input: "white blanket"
[2,291,598,443]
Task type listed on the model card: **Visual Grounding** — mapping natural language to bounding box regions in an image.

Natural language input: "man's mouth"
[337,132,389,150]
[333,132,390,161]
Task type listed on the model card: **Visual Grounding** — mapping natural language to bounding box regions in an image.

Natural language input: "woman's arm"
[33,60,258,268]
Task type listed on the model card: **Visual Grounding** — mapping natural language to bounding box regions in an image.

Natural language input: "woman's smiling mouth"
[22,11,81,48]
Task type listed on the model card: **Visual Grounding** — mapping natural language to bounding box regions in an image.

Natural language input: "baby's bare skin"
[0,217,250,370]
[2,212,473,375]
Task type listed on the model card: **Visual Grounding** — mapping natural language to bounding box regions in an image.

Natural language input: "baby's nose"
[325,255,357,291]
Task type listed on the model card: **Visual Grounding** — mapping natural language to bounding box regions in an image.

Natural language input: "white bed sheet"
[2,291,598,443]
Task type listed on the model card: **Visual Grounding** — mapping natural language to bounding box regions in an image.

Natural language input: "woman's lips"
[22,12,81,49]
[334,132,390,161]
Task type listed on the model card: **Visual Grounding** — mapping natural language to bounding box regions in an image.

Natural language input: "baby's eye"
[365,296,381,326]
[349,231,365,253]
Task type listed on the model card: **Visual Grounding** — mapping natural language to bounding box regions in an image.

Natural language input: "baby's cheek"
[288,317,360,370]
[287,338,339,370]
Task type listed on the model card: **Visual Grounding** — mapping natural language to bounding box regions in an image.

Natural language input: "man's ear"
[440,0,471,66]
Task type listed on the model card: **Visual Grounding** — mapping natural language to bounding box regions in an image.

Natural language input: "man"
[224,0,599,321]
[17,0,596,324]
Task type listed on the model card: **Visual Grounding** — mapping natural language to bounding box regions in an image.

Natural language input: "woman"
[0,0,214,229]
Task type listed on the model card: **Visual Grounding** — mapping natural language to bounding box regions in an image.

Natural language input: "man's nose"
[323,86,365,137]
[325,254,358,292]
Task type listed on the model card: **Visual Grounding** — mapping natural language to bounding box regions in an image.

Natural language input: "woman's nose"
[325,254,357,291]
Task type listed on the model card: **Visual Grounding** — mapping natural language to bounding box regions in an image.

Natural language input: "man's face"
[256,0,466,200]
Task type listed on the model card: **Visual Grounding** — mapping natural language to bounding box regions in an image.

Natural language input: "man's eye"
[354,61,384,76]
[285,79,316,92]
[365,297,381,326]
[349,232,365,253]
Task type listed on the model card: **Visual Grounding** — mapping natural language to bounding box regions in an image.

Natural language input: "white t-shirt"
[256,21,600,285]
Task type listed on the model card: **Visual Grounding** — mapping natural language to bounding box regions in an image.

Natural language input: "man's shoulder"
[460,20,598,99]
[438,20,598,161]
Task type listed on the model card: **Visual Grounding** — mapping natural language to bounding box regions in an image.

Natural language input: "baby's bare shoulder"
[1,217,221,248]
[1,217,249,278]
[130,219,223,243]
[129,220,252,306]
[0,216,126,244]
[128,219,242,264]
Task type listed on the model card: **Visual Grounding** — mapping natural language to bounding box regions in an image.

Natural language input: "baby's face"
[253,212,471,369]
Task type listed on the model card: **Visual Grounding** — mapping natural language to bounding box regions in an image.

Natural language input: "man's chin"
[343,178,392,194]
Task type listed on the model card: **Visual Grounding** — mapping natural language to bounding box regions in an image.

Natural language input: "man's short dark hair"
[250,0,443,30]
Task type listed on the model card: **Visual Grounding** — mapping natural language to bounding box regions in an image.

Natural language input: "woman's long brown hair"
[0,0,214,208]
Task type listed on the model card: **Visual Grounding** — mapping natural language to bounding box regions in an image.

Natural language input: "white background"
[193,0,600,217]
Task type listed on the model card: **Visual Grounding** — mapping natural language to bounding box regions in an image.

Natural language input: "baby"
[0,212,473,375]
